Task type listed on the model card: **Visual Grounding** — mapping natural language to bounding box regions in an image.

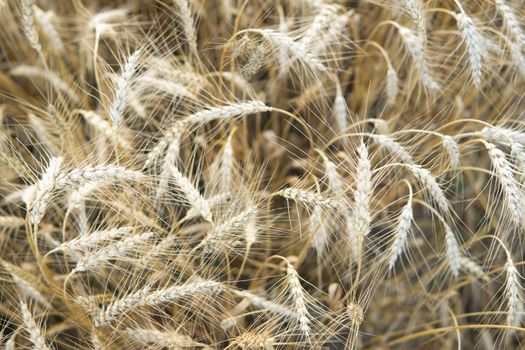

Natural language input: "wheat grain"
[495,0,525,48]
[201,206,257,248]
[459,256,489,282]
[32,6,63,52]
[351,143,373,237]
[20,301,51,350]
[386,62,399,105]
[442,135,461,169]
[286,262,311,336]
[10,65,80,103]
[109,49,141,131]
[124,328,197,348]
[455,12,485,87]
[21,0,41,54]
[279,188,341,210]
[444,224,461,278]
[97,280,222,326]
[0,215,25,228]
[388,196,413,270]
[49,227,133,256]
[372,134,414,164]
[72,231,156,274]
[333,80,348,133]
[169,165,212,222]
[505,254,523,327]
[186,101,272,125]
[173,0,199,57]
[29,157,63,225]
[310,206,330,256]
[484,142,524,227]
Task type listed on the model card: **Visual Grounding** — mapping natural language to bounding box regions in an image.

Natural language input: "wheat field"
[0,0,525,349]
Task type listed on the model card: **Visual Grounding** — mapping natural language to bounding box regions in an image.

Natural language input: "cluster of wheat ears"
[1,0,525,349]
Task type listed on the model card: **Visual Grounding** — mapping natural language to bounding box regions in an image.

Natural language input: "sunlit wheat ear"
[351,143,372,238]
[233,332,275,350]
[186,101,272,125]
[388,194,413,270]
[56,165,144,188]
[459,256,489,282]
[310,206,330,256]
[200,205,257,249]
[220,133,234,192]
[399,0,425,34]
[96,280,223,326]
[109,49,141,131]
[20,301,52,350]
[90,331,103,350]
[508,40,525,79]
[279,188,341,210]
[484,141,524,228]
[241,44,267,78]
[442,135,461,170]
[444,224,461,278]
[124,328,199,348]
[32,5,63,52]
[300,4,338,52]
[372,134,414,164]
[2,261,51,309]
[21,0,42,54]
[481,125,525,145]
[147,120,187,173]
[333,79,349,133]
[173,0,199,57]
[397,26,440,91]
[319,152,344,196]
[71,231,156,274]
[454,11,486,87]
[48,226,133,256]
[250,29,327,72]
[184,192,230,221]
[385,62,399,105]
[233,289,298,319]
[10,65,80,104]
[29,157,63,225]
[405,164,450,216]
[28,113,59,155]
[169,165,212,223]
[495,0,525,49]
[286,262,311,337]
[505,253,523,327]
[510,142,525,182]
[78,110,130,149]
[0,215,25,228]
